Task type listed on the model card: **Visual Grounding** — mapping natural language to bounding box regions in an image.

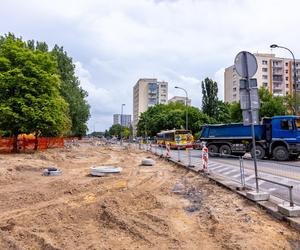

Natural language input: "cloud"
[1,0,300,131]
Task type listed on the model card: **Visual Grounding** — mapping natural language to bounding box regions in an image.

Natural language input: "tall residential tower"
[224,53,300,103]
[133,78,168,135]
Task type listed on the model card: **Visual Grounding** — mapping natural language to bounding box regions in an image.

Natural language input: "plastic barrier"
[0,137,64,153]
[165,143,171,158]
[202,145,209,172]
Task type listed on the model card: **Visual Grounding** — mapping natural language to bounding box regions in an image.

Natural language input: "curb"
[152,152,300,232]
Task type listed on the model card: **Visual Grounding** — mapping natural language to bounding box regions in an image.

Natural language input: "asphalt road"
[150,145,300,205]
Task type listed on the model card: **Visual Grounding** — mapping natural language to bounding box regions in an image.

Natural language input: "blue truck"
[199,116,300,161]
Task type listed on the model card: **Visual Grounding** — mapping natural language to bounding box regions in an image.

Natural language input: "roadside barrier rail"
[132,141,300,206]
[257,177,294,207]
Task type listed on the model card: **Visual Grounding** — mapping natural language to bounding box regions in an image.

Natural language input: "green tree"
[108,124,131,138]
[215,101,231,123]
[259,87,287,118]
[51,45,90,136]
[229,101,243,122]
[137,102,212,137]
[0,34,70,152]
[201,77,219,117]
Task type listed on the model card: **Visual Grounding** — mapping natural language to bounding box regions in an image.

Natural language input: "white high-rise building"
[133,78,168,135]
[224,53,300,103]
[169,96,191,106]
[113,114,131,128]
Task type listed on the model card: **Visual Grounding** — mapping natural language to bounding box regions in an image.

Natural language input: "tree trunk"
[34,134,38,151]
[12,134,18,153]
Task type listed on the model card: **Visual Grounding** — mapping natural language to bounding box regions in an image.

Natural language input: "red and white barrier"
[165,143,171,158]
[202,144,209,172]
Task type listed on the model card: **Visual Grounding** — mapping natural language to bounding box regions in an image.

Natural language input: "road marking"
[232,173,242,178]
[209,165,228,171]
[213,167,232,173]
[222,169,240,175]
[258,180,266,185]
[244,174,255,181]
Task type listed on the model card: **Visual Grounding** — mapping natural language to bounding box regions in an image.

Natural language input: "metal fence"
[131,142,300,206]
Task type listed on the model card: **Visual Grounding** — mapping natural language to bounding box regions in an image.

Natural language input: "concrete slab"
[246,191,270,201]
[278,204,300,217]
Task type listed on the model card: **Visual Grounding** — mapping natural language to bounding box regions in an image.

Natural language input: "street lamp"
[120,104,125,146]
[270,44,298,114]
[175,86,189,130]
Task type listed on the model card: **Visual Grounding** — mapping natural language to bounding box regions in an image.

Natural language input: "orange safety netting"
[0,137,64,153]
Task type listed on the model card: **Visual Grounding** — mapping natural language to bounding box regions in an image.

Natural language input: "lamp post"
[175,86,189,130]
[270,44,298,115]
[120,104,125,146]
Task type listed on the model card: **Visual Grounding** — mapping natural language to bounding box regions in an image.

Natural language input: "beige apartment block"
[224,53,300,103]
[168,96,191,106]
[133,78,168,135]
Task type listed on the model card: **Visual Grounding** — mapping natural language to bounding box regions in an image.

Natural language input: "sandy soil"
[0,141,300,250]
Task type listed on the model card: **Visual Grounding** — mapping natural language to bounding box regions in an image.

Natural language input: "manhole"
[141,158,155,166]
[42,167,62,176]
[90,166,122,176]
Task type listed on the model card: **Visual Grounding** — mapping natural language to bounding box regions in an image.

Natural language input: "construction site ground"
[1,141,300,250]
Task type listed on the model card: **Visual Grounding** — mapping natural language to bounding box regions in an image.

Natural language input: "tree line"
[136,77,294,138]
[0,33,90,151]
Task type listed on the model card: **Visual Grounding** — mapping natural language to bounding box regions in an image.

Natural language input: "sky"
[1,0,300,132]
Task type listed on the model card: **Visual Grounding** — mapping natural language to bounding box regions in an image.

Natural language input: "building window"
[286,77,289,81]
[262,60,268,65]
[262,68,268,72]
[233,87,237,91]
[262,75,268,80]
[263,82,268,87]
[286,62,289,66]
[286,70,288,74]
[286,84,289,88]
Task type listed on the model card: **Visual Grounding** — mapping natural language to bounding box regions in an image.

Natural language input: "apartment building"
[224,53,300,103]
[133,78,168,134]
[168,96,191,106]
[113,114,132,128]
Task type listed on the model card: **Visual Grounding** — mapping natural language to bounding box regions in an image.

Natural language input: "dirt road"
[0,142,299,250]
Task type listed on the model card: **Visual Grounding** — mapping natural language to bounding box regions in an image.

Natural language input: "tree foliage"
[201,77,219,117]
[51,45,90,136]
[259,87,288,117]
[137,102,213,136]
[108,124,131,139]
[0,34,70,151]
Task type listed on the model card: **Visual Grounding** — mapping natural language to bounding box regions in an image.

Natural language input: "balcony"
[273,84,283,90]
[272,76,283,82]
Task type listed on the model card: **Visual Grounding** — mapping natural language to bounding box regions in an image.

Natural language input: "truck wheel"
[273,146,289,161]
[251,145,265,159]
[219,145,231,156]
[208,144,218,157]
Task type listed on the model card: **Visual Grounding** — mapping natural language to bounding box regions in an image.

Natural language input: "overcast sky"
[1,0,300,132]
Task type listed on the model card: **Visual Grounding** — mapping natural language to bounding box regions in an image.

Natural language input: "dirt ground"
[0,141,300,250]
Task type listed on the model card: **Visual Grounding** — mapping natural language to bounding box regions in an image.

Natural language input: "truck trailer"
[199,116,300,161]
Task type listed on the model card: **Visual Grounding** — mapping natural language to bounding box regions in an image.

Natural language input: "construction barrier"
[202,145,209,172]
[165,143,171,158]
[0,137,64,153]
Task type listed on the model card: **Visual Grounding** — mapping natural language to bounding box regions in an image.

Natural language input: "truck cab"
[265,116,300,160]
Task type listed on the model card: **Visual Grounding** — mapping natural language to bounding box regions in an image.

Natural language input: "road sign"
[249,88,260,109]
[235,51,260,193]
[234,51,258,78]
[239,79,257,89]
[242,110,259,125]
